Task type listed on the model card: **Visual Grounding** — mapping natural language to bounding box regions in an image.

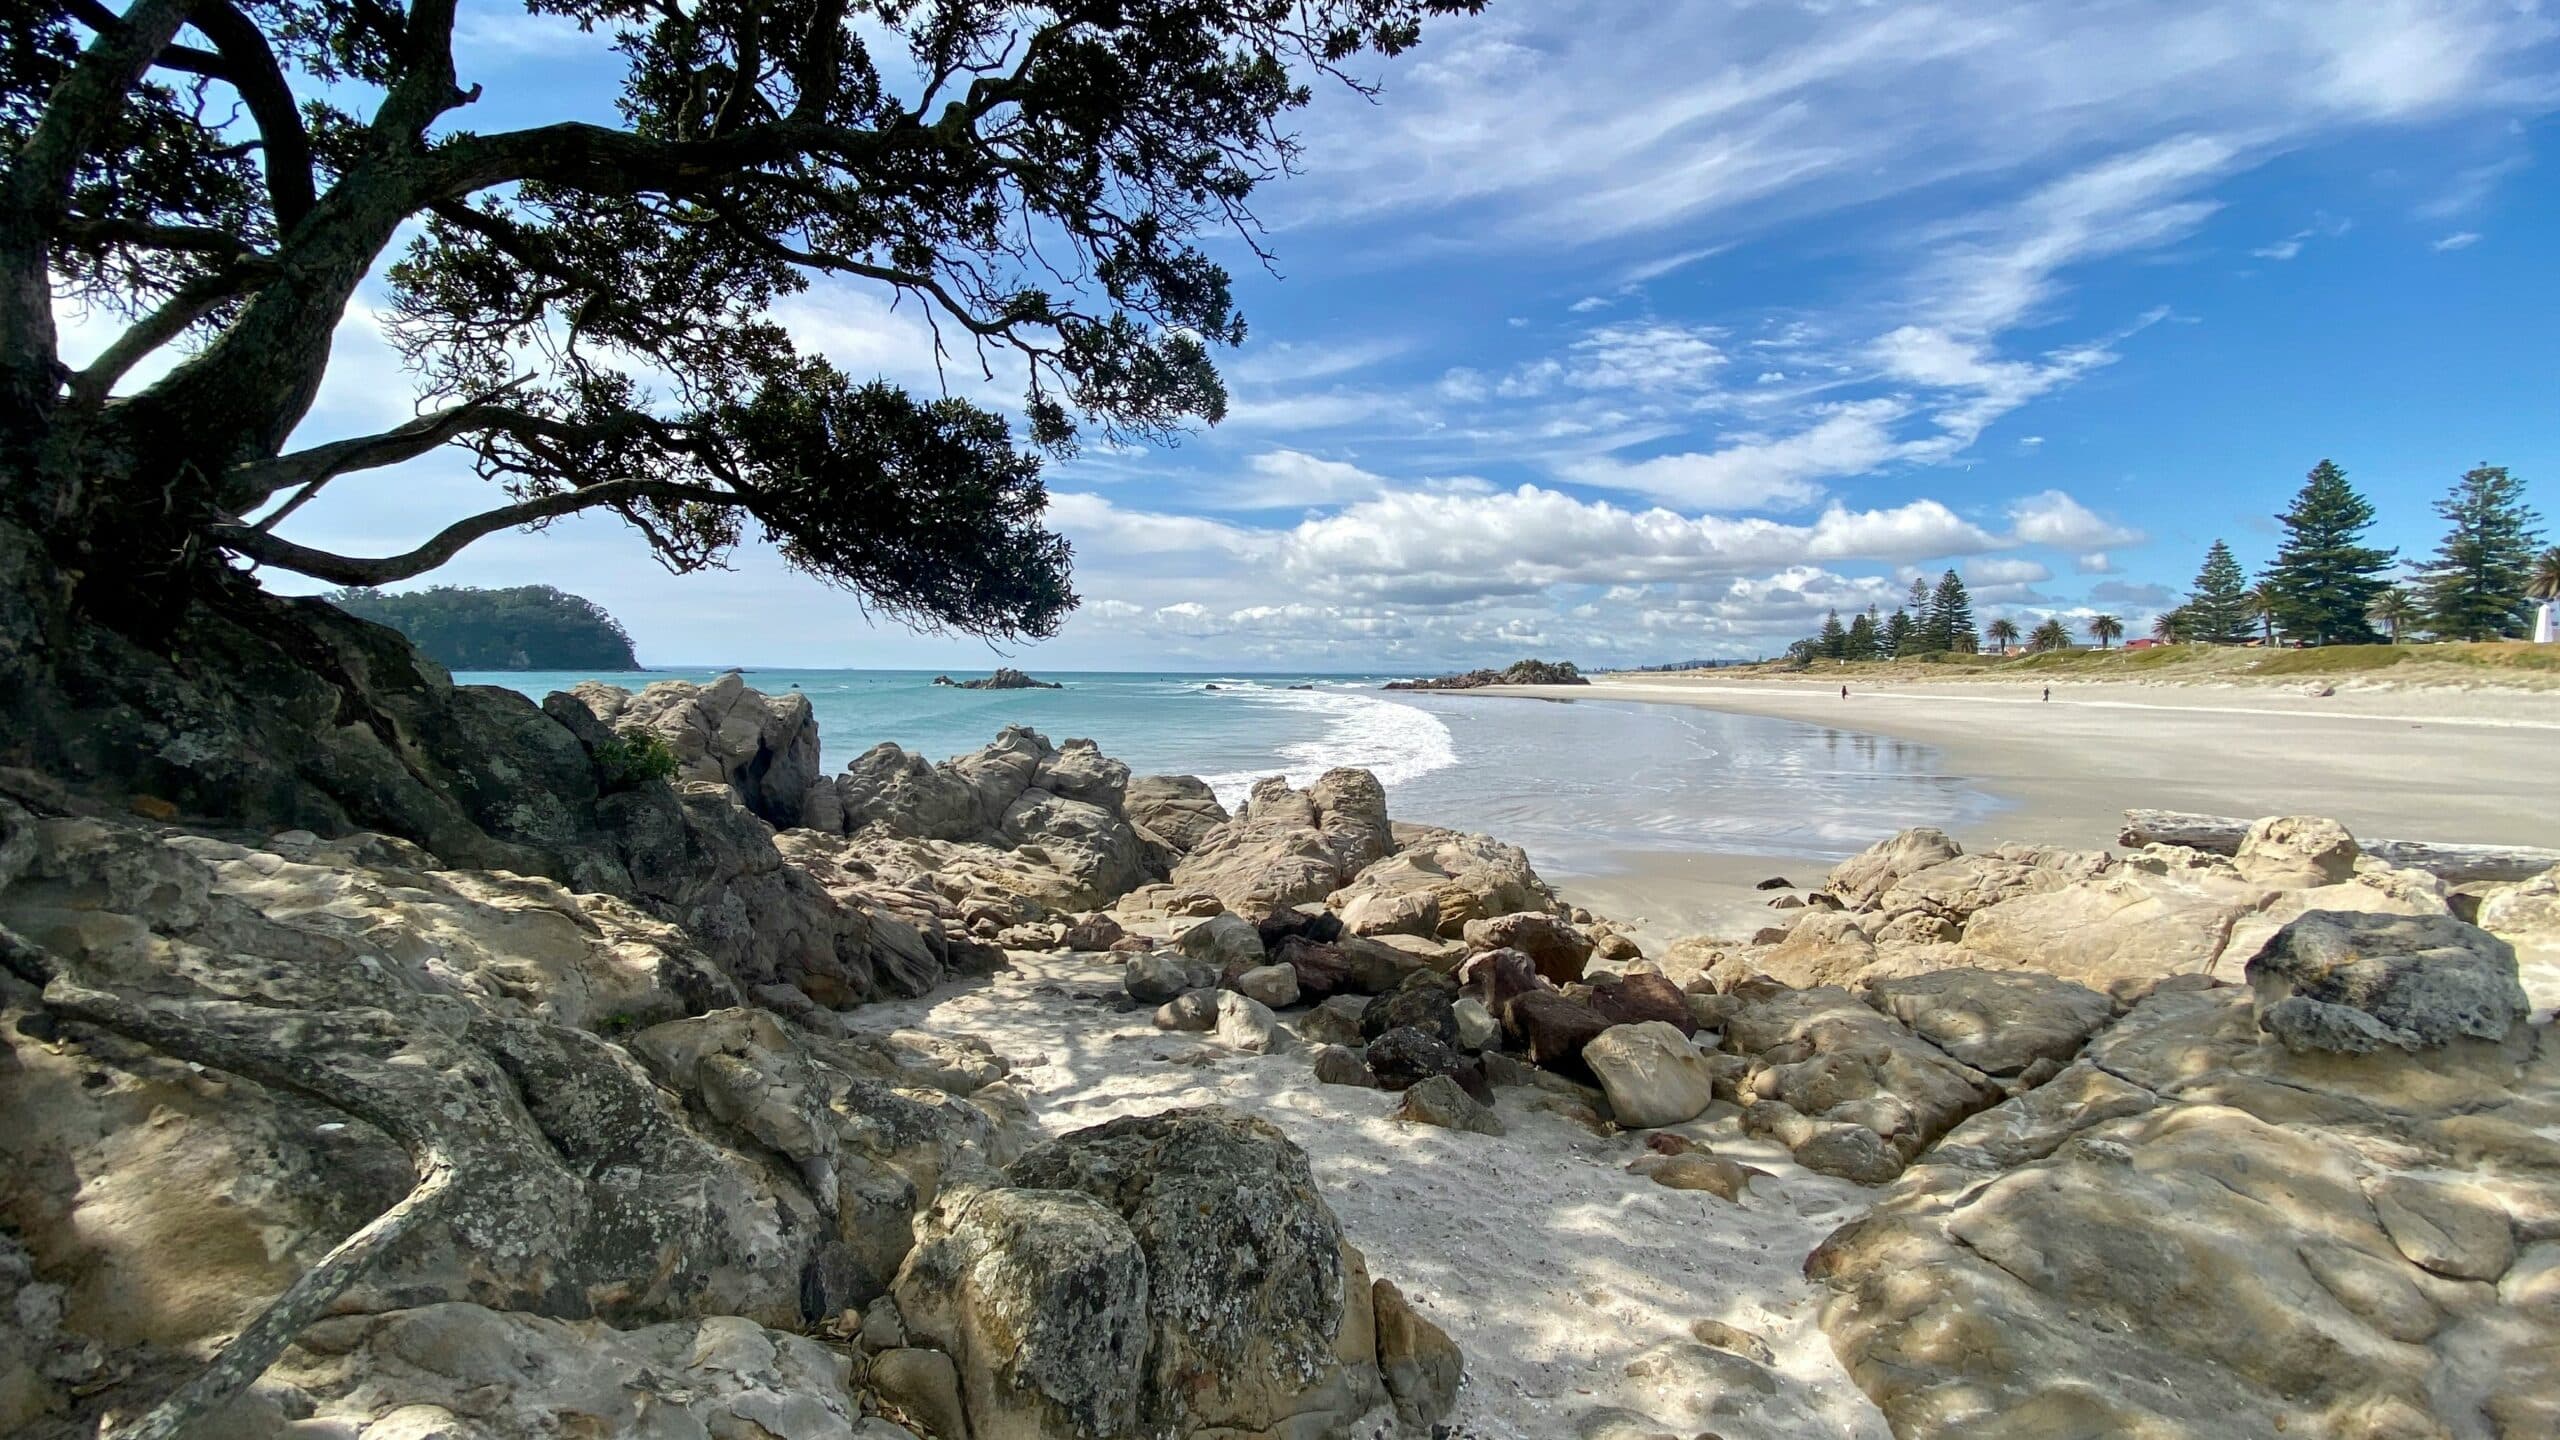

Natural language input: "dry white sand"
[1500,675,2560,852]
[852,950,1891,1440]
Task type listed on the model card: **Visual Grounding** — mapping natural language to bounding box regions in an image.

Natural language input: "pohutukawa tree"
[4,0,1479,635]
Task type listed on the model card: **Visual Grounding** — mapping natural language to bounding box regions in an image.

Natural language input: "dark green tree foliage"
[2,0,1479,639]
[327,584,640,670]
[2262,460,2393,644]
[2420,466,2546,640]
[1817,608,1849,659]
[2027,616,2071,652]
[1882,608,1915,657]
[1926,569,1976,653]
[2184,540,2255,644]
[1845,608,1880,661]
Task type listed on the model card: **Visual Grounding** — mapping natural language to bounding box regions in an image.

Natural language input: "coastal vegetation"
[1385,659,1589,690]
[325,585,640,671]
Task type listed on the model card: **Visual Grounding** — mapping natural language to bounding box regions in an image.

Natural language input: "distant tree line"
[326,586,641,671]
[2157,462,2550,645]
[1781,460,2552,664]
[1788,570,1979,664]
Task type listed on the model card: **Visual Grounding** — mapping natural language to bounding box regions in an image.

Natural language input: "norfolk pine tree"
[2263,460,2393,644]
[2185,541,2255,644]
[2419,466,2546,640]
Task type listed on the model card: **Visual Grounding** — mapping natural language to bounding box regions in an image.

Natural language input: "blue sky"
[64,1,2560,669]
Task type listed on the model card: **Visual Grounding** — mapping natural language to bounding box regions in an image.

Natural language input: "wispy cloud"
[2432,231,2483,251]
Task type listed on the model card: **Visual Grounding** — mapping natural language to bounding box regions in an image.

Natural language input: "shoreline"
[1467,674,2558,856]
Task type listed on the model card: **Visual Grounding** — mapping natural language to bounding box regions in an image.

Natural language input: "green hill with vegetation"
[326,585,640,672]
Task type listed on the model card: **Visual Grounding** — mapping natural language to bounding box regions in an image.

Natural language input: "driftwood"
[2119,809,2560,884]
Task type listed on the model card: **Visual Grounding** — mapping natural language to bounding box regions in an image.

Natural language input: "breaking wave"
[1192,682,1459,811]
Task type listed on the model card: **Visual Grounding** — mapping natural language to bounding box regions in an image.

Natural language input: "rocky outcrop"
[897,1108,1457,1439]
[1810,941,2559,1440]
[1825,827,1964,909]
[2243,910,2530,1054]
[932,667,1062,689]
[0,807,1027,1434]
[1383,658,1587,690]
[1122,774,1230,860]
[572,673,820,828]
[1170,769,1393,922]
[800,728,1156,910]
[1330,825,1558,939]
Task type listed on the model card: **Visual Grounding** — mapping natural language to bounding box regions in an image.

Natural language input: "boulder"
[1175,912,1265,970]
[1297,995,1371,1050]
[1153,990,1219,1032]
[1753,910,1877,989]
[1329,826,1556,939]
[1586,972,1695,1033]
[1367,1026,1492,1102]
[2244,910,2530,1054]
[1371,1280,1464,1429]
[1451,997,1499,1052]
[1215,990,1292,1054]
[1170,769,1392,921]
[1456,947,1548,1021]
[1001,1108,1398,1436]
[2234,814,2362,888]
[1721,982,2000,1172]
[1582,1022,1716,1129]
[1361,979,1461,1047]
[1827,828,1964,909]
[892,1183,1152,1438]
[1395,1074,1506,1136]
[573,672,820,828]
[1063,912,1126,951]
[1311,1045,1376,1088]
[1125,952,1192,1005]
[1507,990,1612,1072]
[1463,911,1593,983]
[1865,969,2115,1077]
[1235,962,1303,1009]
[1123,774,1230,858]
[1636,1152,1759,1201]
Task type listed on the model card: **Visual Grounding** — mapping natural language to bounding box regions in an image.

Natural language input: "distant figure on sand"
[1841,685,1848,700]
[2043,687,2051,702]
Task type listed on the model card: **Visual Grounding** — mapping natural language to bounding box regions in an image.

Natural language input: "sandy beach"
[1494,674,2559,852]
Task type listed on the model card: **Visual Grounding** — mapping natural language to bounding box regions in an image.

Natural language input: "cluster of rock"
[1382,658,1587,690]
[931,669,1060,690]
[0,665,1473,1439]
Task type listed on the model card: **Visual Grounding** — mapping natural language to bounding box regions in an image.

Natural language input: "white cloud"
[1568,295,1613,313]
[1559,400,1902,509]
[2076,552,2115,574]
[2432,231,2483,251]
[2007,490,2147,549]
[1964,557,2053,586]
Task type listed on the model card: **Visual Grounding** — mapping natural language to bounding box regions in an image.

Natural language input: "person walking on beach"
[2042,686,2050,702]
[1841,685,1849,700]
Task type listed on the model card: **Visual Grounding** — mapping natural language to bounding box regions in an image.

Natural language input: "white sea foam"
[1196,689,1459,811]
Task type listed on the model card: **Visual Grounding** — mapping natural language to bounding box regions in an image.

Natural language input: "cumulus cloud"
[2007,490,2147,549]
[1559,400,1903,509]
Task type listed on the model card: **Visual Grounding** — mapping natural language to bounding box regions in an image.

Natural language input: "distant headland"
[325,585,640,671]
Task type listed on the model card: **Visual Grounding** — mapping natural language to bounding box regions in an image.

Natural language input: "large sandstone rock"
[2233,814,2362,888]
[1827,828,1963,909]
[2243,910,2531,1054]
[1122,775,1230,858]
[1865,969,2114,1076]
[2479,864,2560,1000]
[264,1303,869,1439]
[1171,770,1394,921]
[1463,911,1592,983]
[1582,1022,1716,1128]
[1720,981,1999,1175]
[1876,853,2069,923]
[1330,825,1556,939]
[1811,979,2560,1440]
[1960,871,2256,993]
[573,673,820,828]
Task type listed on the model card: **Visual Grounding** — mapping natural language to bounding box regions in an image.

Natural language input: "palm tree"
[2367,585,2416,645]
[2152,607,2188,642]
[1985,617,2020,655]
[2242,586,2277,647]
[2531,547,2560,644]
[2028,617,2073,653]
[2086,613,2123,649]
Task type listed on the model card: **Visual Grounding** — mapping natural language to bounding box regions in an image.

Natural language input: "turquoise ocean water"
[461,668,2001,872]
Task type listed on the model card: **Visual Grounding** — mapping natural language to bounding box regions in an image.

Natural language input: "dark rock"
[931,667,1061,689]
[1588,972,1695,1033]
[1384,659,1588,690]
[1755,876,1794,891]
[1258,904,1348,950]
[1366,1026,1492,1103]
[1457,947,1548,1019]
[1064,913,1127,951]
[1463,911,1592,984]
[1508,990,1611,1072]
[2243,911,2530,1053]
[1361,978,1460,1046]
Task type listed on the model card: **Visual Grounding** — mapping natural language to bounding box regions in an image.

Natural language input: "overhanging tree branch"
[213,476,747,585]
